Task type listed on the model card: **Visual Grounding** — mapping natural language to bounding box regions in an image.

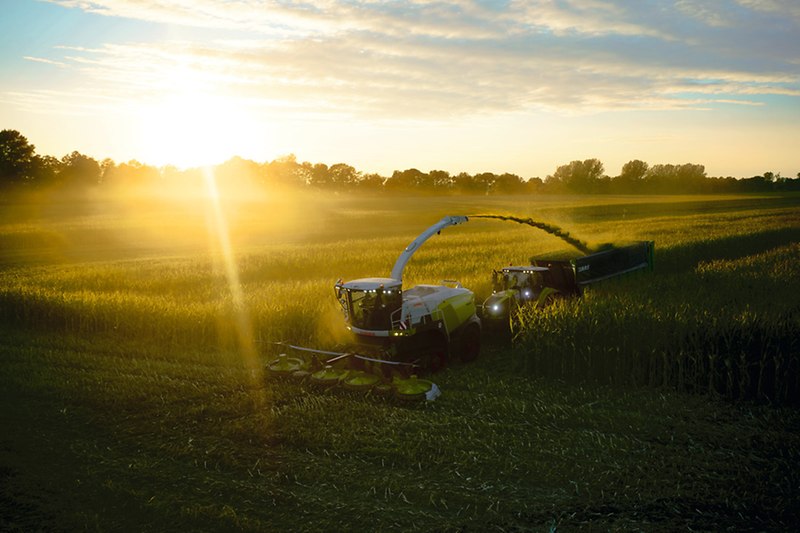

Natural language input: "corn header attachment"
[266,343,442,402]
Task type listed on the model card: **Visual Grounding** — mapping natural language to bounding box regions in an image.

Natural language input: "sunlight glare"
[134,57,273,169]
[203,167,265,403]
[138,93,256,168]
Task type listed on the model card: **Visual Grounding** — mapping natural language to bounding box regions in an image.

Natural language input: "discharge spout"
[389,215,468,282]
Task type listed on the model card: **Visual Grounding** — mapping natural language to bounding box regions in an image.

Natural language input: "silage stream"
[468,214,592,254]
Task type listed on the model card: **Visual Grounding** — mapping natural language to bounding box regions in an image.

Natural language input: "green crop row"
[1,193,798,403]
[512,241,800,404]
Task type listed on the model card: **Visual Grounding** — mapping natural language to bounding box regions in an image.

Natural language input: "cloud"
[736,0,800,21]
[27,0,800,120]
[23,56,68,67]
[0,87,125,116]
[507,0,671,39]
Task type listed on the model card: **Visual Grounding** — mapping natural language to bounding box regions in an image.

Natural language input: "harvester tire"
[458,323,481,363]
[420,333,449,373]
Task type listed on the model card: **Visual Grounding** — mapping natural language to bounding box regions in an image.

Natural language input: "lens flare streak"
[203,168,265,399]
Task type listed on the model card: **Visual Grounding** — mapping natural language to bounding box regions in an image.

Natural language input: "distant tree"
[615,159,649,193]
[452,172,483,194]
[645,163,706,193]
[473,172,497,194]
[264,154,304,188]
[739,174,772,192]
[596,175,612,194]
[772,173,799,192]
[214,157,262,191]
[356,172,385,191]
[385,168,427,192]
[551,159,605,193]
[0,129,37,187]
[31,154,62,187]
[103,159,161,188]
[707,176,738,193]
[526,177,544,193]
[621,159,649,180]
[429,170,453,192]
[304,162,331,188]
[676,163,707,192]
[59,151,101,188]
[329,163,360,189]
[543,173,565,193]
[645,164,676,193]
[100,158,116,184]
[493,172,526,194]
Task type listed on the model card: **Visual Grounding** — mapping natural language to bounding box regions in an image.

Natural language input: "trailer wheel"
[459,323,481,363]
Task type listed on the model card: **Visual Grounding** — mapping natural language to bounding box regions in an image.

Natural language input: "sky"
[1,0,799,179]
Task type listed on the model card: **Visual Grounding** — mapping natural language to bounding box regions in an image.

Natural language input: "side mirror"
[334,283,343,301]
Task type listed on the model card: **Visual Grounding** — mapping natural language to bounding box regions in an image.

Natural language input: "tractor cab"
[484,266,550,321]
[334,278,403,333]
[492,266,549,300]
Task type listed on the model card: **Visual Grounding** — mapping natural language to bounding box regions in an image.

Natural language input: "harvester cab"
[334,216,481,372]
[335,278,403,332]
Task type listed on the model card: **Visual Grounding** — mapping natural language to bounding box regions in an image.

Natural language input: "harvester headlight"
[523,289,532,298]
[491,303,502,313]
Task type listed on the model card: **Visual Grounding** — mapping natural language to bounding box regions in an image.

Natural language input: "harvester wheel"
[458,324,481,363]
[421,335,449,373]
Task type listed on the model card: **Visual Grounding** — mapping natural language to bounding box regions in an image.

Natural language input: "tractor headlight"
[522,289,532,298]
[491,303,502,314]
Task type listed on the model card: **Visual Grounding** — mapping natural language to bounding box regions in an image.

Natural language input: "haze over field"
[1,0,799,177]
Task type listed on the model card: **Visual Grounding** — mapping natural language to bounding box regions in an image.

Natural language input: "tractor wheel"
[458,323,481,363]
[537,289,562,308]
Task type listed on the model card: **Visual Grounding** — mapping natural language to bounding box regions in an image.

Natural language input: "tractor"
[483,241,654,326]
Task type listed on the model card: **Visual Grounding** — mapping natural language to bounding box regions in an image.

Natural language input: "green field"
[2,190,799,531]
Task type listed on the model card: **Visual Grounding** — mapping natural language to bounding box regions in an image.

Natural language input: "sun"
[130,74,271,168]
[134,90,256,168]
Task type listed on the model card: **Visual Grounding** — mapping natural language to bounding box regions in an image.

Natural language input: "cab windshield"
[347,288,402,330]
[496,271,544,292]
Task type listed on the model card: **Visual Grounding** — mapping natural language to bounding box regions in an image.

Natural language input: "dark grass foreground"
[2,329,798,532]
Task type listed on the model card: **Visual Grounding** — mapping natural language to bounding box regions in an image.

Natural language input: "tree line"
[2,129,799,196]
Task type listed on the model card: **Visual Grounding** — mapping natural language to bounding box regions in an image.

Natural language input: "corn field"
[513,243,800,403]
[2,191,800,531]
[1,192,798,403]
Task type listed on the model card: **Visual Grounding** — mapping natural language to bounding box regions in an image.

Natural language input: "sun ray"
[202,167,265,405]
